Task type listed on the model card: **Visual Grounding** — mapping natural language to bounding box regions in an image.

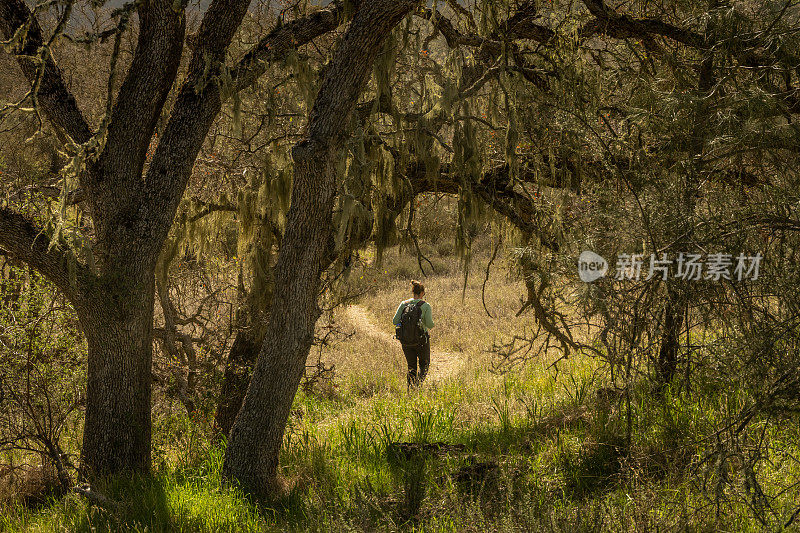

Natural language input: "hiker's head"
[411,280,425,298]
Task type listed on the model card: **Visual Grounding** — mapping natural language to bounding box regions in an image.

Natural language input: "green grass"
[3,248,800,531]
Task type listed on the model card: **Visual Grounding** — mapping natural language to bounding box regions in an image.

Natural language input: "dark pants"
[402,336,430,387]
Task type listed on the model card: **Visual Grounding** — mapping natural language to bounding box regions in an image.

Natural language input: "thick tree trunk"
[222,0,418,497]
[221,142,337,495]
[1,0,344,479]
[213,323,265,437]
[78,272,156,476]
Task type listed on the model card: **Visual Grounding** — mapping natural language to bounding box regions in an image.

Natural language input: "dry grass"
[3,245,799,532]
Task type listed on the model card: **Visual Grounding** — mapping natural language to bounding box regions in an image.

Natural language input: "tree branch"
[388,160,561,251]
[143,1,346,258]
[231,4,346,92]
[0,207,94,303]
[418,7,555,49]
[95,0,186,198]
[0,0,92,144]
[579,0,704,48]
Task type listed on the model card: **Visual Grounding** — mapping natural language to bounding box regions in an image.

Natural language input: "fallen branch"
[72,483,122,515]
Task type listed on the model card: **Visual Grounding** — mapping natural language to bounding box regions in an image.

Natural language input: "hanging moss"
[502,78,520,184]
[452,104,482,186]
[231,92,242,139]
[373,30,399,104]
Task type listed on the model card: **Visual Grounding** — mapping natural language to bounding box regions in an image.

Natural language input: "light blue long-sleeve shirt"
[392,298,434,332]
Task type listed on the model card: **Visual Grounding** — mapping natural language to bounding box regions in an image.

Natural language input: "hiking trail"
[343,304,464,381]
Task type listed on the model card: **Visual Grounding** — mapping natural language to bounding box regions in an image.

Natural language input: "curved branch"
[232,4,346,92]
[0,207,94,304]
[580,0,704,48]
[387,160,561,251]
[0,0,92,144]
[418,6,555,48]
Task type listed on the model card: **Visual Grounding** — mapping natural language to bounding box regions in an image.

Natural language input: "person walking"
[393,280,434,388]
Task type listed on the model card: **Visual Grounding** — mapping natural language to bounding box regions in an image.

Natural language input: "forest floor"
[2,246,799,532]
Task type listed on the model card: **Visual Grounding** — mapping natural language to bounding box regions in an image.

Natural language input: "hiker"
[393,280,434,387]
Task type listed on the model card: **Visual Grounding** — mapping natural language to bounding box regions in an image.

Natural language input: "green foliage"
[0,266,86,502]
[6,0,800,529]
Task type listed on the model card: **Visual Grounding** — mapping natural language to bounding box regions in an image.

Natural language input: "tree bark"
[657,291,683,385]
[656,0,717,386]
[213,324,264,437]
[0,0,345,477]
[222,0,419,497]
[78,272,156,476]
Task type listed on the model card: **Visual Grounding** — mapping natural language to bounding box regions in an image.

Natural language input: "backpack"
[396,300,426,346]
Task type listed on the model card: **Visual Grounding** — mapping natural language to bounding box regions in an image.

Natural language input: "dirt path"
[343,305,464,382]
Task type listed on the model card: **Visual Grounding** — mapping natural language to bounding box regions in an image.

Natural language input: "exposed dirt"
[343,305,464,382]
